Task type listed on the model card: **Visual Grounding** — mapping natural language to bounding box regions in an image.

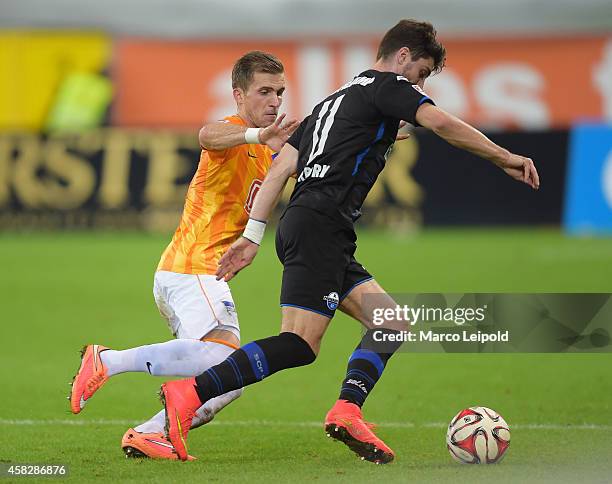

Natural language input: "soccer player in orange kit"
[69,51,298,460]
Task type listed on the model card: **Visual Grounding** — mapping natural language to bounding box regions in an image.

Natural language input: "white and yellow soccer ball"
[446,406,511,464]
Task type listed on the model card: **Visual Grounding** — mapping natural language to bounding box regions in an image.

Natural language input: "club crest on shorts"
[323,292,339,311]
[222,300,236,315]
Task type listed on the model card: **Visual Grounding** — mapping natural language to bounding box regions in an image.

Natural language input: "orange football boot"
[69,344,110,414]
[159,378,201,461]
[121,428,195,461]
[324,399,395,464]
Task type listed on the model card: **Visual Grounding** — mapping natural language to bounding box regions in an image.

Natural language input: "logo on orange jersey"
[244,179,263,215]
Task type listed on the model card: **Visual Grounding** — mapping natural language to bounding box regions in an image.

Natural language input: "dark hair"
[231,51,284,90]
[376,19,446,74]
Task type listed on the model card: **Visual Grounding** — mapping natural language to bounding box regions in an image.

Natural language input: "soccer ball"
[446,406,510,464]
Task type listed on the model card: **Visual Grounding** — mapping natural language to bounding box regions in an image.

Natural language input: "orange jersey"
[158,115,274,275]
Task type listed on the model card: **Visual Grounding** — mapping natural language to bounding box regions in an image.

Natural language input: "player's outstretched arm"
[199,114,299,151]
[216,143,299,281]
[249,142,298,222]
[415,103,540,190]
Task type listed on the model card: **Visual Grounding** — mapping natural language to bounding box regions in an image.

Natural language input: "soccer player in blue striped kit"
[159,19,540,464]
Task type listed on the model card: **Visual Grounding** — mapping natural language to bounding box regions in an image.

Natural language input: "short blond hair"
[232,51,284,90]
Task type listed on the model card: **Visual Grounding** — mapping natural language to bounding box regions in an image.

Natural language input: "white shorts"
[153,271,240,340]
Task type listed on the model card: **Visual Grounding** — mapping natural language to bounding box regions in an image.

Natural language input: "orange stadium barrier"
[114,36,612,129]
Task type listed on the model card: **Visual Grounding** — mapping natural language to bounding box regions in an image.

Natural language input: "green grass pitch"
[1,228,611,483]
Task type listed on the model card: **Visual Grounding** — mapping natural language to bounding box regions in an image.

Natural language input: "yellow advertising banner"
[0,31,111,131]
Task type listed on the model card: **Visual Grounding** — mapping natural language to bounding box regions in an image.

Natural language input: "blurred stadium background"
[1,1,611,482]
[1,0,611,232]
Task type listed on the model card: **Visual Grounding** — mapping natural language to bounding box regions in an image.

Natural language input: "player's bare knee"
[341,279,408,332]
[275,331,318,366]
[297,332,323,357]
[280,306,330,359]
[280,327,324,358]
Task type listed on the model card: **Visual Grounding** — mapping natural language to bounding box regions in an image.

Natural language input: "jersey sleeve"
[287,115,311,150]
[374,75,435,125]
[205,147,229,162]
[200,116,243,162]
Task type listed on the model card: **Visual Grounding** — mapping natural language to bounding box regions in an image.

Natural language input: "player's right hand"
[395,120,413,141]
[216,236,260,282]
[259,113,300,152]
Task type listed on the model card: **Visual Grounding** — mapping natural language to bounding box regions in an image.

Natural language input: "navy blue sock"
[194,332,316,404]
[338,329,402,407]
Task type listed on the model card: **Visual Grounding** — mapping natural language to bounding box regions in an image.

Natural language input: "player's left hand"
[259,113,301,152]
[216,236,260,282]
[499,152,540,190]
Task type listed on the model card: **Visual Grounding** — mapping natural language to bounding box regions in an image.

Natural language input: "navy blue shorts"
[275,205,372,317]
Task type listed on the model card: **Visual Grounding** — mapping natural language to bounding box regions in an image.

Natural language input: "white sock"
[130,340,243,433]
[101,339,230,377]
[134,409,166,434]
[134,389,243,433]
[191,388,243,429]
